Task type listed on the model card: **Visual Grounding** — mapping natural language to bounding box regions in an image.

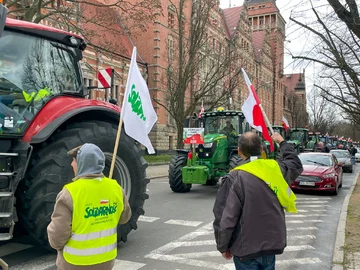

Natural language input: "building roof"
[252,31,266,60]
[281,73,306,93]
[223,6,243,38]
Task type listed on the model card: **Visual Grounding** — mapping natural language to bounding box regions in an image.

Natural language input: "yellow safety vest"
[22,87,51,102]
[231,159,297,213]
[63,177,124,265]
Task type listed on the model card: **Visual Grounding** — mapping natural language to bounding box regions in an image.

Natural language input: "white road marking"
[285,245,315,251]
[0,242,33,257]
[287,220,324,223]
[296,201,329,204]
[296,197,331,200]
[146,253,232,270]
[178,240,216,246]
[164,219,203,227]
[9,255,56,270]
[286,214,327,217]
[287,226,318,231]
[297,209,309,212]
[276,257,322,265]
[297,205,329,208]
[288,235,316,240]
[175,251,220,259]
[138,215,160,222]
[113,260,146,270]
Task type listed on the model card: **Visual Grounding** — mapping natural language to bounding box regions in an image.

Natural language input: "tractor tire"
[169,154,191,193]
[16,120,148,248]
[204,179,218,186]
[229,155,243,170]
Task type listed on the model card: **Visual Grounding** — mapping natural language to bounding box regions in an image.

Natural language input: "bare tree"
[287,91,308,128]
[154,0,242,148]
[307,87,338,134]
[4,0,160,53]
[288,0,360,125]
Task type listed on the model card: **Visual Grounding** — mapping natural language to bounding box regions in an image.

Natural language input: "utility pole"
[229,0,231,8]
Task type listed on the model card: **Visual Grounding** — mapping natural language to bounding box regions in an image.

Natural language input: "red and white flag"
[198,100,204,119]
[98,68,113,88]
[282,116,290,130]
[241,68,274,151]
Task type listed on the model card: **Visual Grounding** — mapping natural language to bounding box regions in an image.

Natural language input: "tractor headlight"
[203,143,213,148]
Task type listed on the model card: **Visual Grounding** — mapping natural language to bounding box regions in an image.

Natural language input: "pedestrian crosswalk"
[144,196,334,269]
[2,196,334,269]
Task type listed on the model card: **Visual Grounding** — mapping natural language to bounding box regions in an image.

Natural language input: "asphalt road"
[1,164,359,270]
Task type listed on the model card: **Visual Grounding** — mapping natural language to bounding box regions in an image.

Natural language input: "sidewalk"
[333,172,360,270]
[146,163,169,179]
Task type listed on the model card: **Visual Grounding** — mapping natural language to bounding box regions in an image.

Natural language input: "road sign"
[97,68,113,88]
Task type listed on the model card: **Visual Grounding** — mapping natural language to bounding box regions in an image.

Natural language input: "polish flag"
[241,68,274,152]
[282,116,290,130]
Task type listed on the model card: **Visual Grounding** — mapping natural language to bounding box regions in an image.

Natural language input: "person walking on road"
[213,132,303,270]
[350,145,357,165]
[47,143,132,270]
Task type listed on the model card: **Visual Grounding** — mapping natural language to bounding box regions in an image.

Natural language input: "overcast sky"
[219,0,330,93]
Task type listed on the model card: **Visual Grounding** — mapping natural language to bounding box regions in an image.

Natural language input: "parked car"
[290,152,343,195]
[330,149,353,173]
[355,148,360,162]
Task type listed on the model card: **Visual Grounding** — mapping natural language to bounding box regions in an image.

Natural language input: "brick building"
[6,0,307,150]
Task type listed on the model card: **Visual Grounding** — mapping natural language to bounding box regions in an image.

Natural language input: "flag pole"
[109,117,123,179]
[259,104,274,135]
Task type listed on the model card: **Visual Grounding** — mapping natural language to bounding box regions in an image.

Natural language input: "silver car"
[330,150,353,173]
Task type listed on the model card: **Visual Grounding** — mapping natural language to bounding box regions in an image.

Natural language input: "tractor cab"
[288,128,309,153]
[0,18,86,136]
[202,107,244,151]
[306,131,320,152]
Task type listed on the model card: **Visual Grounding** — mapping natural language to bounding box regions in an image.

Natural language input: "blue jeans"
[234,255,275,270]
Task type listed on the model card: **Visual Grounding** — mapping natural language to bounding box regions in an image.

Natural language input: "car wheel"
[332,179,339,195]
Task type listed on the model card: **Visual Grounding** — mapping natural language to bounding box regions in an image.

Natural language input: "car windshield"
[319,137,327,143]
[331,151,350,158]
[204,115,241,135]
[299,154,332,167]
[290,131,304,141]
[0,30,80,135]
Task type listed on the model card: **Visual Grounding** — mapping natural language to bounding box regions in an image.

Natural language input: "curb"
[148,162,170,166]
[332,172,360,269]
[149,175,168,180]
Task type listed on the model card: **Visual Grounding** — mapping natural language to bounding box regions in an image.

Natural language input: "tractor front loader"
[169,108,245,193]
[0,10,149,249]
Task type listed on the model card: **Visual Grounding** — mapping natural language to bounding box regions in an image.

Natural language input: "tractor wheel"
[229,155,243,170]
[204,179,218,186]
[16,120,148,248]
[169,154,191,193]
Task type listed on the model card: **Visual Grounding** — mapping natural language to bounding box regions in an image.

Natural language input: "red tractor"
[0,6,149,248]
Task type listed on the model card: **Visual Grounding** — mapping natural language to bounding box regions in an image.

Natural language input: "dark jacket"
[213,142,303,261]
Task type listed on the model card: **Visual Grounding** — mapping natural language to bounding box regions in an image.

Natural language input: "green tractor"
[287,128,309,154]
[168,108,246,193]
[261,125,287,160]
[305,131,320,152]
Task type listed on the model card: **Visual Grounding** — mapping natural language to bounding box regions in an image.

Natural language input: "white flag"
[121,47,157,154]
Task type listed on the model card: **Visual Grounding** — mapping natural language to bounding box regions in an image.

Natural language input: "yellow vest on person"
[63,177,124,265]
[231,159,297,213]
[22,87,51,102]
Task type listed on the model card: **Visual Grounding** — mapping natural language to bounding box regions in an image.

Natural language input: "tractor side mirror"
[0,5,7,38]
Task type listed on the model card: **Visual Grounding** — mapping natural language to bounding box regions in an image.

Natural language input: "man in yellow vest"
[213,132,303,270]
[47,143,131,270]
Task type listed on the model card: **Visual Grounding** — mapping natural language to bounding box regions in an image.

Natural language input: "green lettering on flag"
[128,84,146,121]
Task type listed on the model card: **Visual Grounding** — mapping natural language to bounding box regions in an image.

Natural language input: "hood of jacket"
[75,143,105,178]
